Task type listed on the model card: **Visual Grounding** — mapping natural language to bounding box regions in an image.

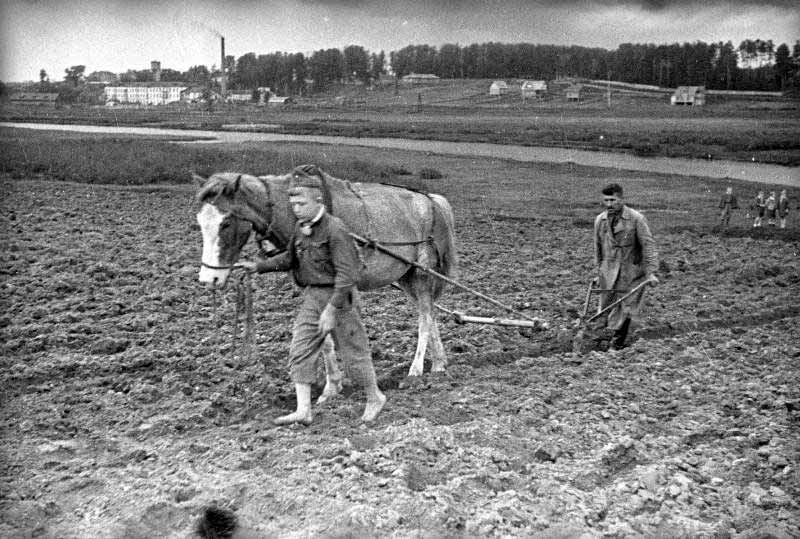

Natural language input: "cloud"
[297,0,799,8]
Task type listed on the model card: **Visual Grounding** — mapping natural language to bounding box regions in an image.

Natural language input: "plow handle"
[586,279,651,323]
[580,278,597,319]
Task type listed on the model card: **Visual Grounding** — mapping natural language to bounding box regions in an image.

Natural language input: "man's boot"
[611,317,631,350]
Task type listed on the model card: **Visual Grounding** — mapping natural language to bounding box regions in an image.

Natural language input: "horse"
[193,165,457,383]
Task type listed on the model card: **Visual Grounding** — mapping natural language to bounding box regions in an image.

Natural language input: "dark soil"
[1,166,798,538]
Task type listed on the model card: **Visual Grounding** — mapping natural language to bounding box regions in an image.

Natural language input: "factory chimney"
[219,36,227,96]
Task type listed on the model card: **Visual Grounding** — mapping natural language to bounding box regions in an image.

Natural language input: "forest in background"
[5,37,799,103]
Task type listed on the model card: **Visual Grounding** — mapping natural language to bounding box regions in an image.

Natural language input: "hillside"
[301,78,790,111]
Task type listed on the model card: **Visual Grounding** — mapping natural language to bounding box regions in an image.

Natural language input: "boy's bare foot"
[273,411,313,426]
[361,392,387,423]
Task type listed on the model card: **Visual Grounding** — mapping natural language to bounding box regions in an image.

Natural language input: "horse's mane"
[196,173,269,208]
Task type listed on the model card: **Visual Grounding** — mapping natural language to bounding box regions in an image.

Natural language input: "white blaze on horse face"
[197,203,231,285]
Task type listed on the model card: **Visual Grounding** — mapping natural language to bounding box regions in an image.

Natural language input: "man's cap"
[602,183,623,197]
[288,164,323,195]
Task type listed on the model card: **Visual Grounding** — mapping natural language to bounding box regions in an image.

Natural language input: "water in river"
[3,122,798,187]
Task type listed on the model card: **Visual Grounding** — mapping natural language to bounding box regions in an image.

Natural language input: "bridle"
[200,175,286,272]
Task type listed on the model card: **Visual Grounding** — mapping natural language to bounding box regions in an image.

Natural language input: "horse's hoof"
[316,380,343,406]
[272,413,313,426]
[398,376,422,390]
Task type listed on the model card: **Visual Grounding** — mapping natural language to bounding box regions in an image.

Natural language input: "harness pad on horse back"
[310,169,454,287]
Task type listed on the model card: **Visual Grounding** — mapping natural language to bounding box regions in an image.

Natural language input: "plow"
[346,231,548,331]
[224,234,654,361]
[572,278,652,354]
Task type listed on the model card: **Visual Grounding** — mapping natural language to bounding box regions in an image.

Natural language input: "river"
[3,121,798,187]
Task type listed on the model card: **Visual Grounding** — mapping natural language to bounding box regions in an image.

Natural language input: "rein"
[203,267,256,365]
[231,271,254,364]
[201,174,280,366]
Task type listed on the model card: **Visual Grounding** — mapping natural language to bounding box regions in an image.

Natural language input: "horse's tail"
[429,193,457,299]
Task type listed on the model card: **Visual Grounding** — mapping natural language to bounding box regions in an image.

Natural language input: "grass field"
[2,78,799,165]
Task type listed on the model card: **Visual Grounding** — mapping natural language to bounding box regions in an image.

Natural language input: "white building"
[227,90,253,103]
[489,81,509,95]
[104,82,188,105]
[671,86,706,106]
[521,80,548,99]
[401,73,440,84]
[181,86,206,103]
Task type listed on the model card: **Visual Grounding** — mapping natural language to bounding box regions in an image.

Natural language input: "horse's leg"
[427,310,447,373]
[317,334,343,405]
[407,276,434,378]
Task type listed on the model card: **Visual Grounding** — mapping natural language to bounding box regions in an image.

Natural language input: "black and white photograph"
[1,0,798,537]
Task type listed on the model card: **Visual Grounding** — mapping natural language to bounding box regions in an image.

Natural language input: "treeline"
[10,37,800,99]
[232,38,800,93]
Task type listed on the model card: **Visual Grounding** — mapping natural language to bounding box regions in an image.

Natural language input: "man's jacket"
[594,205,658,291]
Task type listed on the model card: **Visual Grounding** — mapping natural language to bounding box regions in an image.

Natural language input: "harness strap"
[201,261,237,270]
[362,236,433,247]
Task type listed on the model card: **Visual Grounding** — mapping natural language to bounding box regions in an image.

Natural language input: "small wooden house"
[521,80,547,99]
[9,92,60,107]
[226,90,253,103]
[671,86,706,106]
[181,86,206,103]
[401,73,440,84]
[268,96,295,106]
[565,84,583,101]
[489,81,509,96]
[376,74,396,86]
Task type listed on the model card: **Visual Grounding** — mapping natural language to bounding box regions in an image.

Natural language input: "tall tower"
[151,61,161,82]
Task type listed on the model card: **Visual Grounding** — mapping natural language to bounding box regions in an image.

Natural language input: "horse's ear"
[296,164,321,178]
[221,174,242,196]
[191,172,207,187]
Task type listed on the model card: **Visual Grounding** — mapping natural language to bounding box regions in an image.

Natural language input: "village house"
[521,80,548,99]
[226,90,253,103]
[9,93,61,107]
[565,84,583,101]
[180,86,206,103]
[267,96,295,106]
[375,74,396,86]
[489,81,509,95]
[401,73,440,84]
[671,86,706,106]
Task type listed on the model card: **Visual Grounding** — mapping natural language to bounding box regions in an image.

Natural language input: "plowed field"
[1,146,799,538]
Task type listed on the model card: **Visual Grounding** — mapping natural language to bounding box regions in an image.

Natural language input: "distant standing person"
[752,190,766,227]
[765,191,778,227]
[594,183,659,350]
[718,186,738,227]
[778,189,790,229]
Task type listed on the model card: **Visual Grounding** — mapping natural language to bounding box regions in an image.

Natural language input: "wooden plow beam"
[349,232,548,330]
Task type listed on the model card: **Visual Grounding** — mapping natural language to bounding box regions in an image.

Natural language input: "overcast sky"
[1,0,798,82]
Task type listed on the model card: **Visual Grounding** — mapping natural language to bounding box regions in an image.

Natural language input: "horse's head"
[193,172,271,288]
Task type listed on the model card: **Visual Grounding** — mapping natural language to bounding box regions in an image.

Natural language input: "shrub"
[388,165,412,176]
[632,142,660,157]
[419,167,443,179]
